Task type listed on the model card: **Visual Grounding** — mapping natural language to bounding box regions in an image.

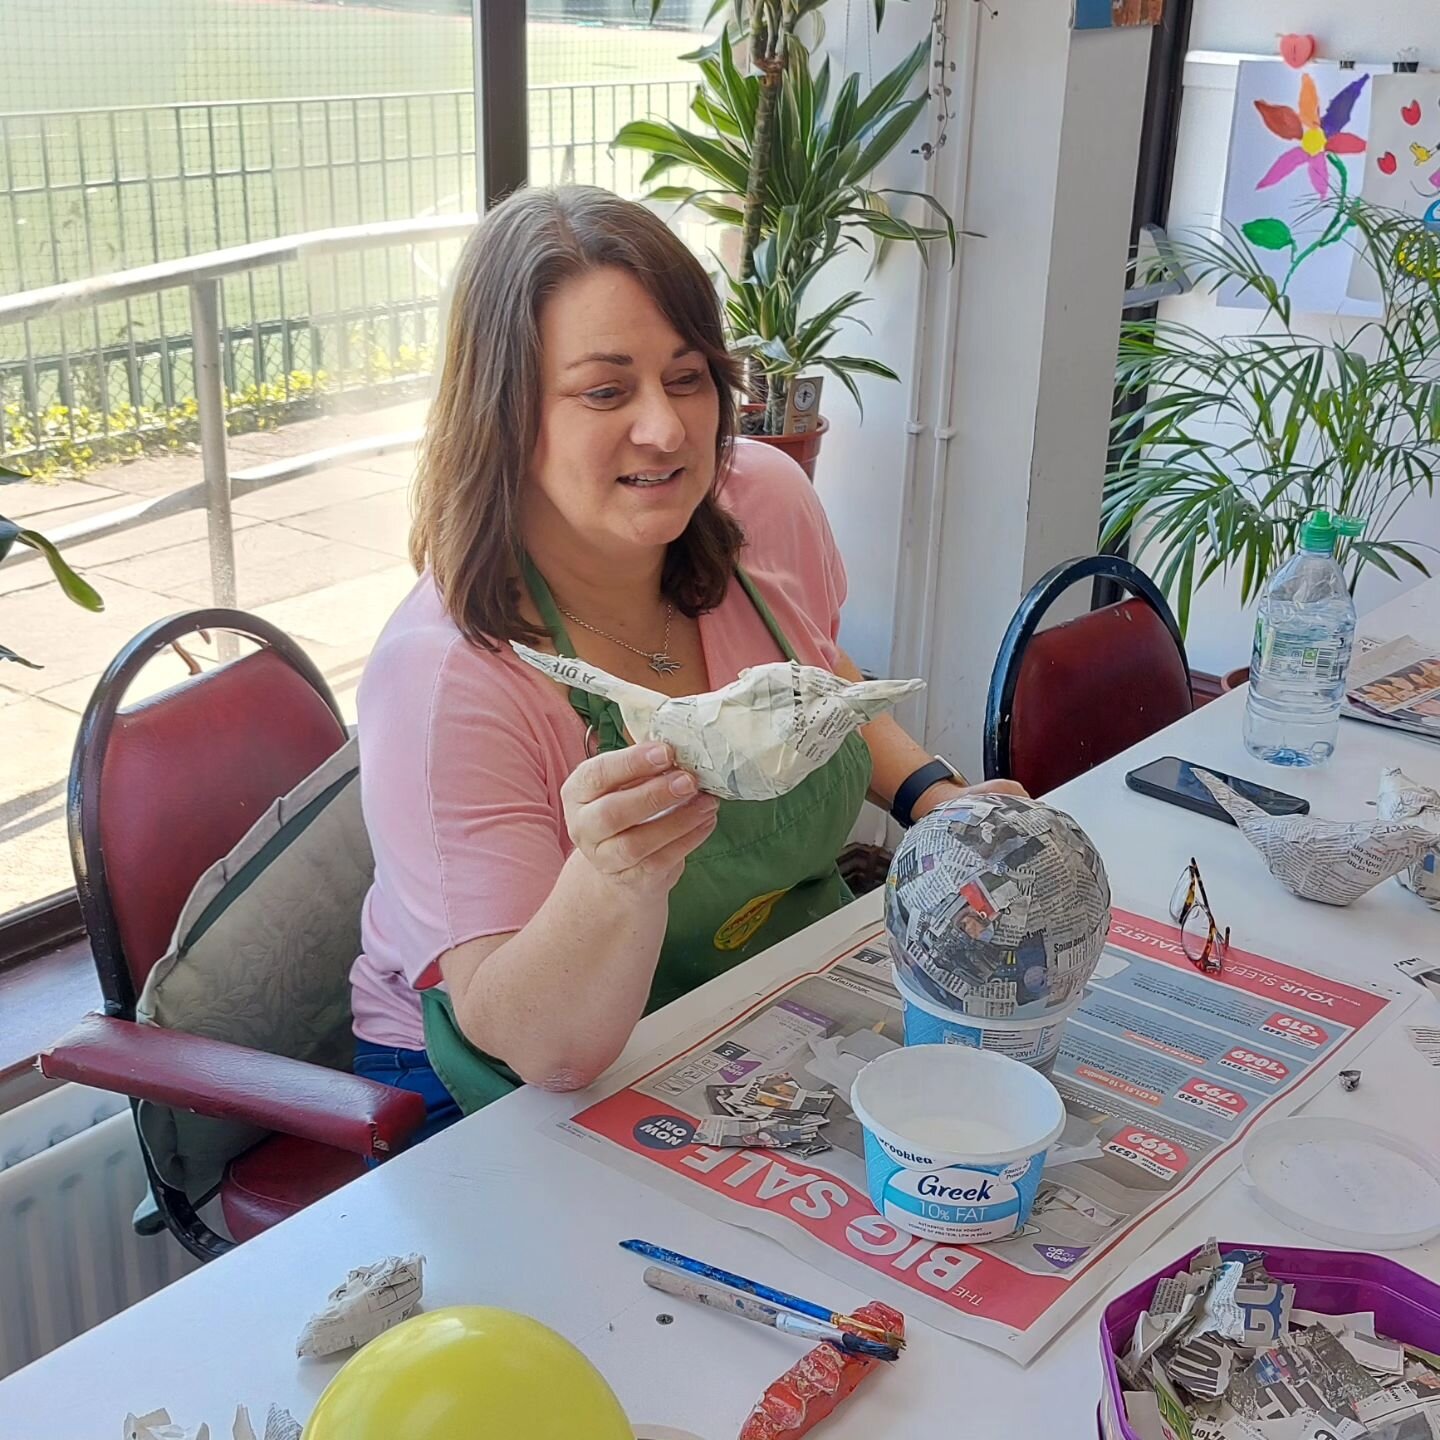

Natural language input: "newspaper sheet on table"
[550,910,1410,1364]
[1343,636,1440,741]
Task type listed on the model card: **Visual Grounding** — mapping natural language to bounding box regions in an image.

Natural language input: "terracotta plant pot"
[1220,665,1250,693]
[741,405,829,481]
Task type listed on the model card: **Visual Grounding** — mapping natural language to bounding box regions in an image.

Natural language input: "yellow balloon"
[302,1306,635,1440]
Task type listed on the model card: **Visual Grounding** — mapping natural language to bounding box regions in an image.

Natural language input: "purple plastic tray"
[1097,1242,1440,1440]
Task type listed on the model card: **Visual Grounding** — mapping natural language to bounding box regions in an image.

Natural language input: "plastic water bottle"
[1243,510,1362,767]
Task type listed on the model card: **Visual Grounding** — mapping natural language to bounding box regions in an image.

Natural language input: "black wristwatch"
[891,756,966,829]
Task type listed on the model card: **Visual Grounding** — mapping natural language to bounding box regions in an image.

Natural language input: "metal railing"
[0,217,476,618]
[0,79,693,469]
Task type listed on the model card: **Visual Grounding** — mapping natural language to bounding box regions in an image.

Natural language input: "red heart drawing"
[1379,151,1399,175]
[1403,100,1423,126]
[1279,33,1317,68]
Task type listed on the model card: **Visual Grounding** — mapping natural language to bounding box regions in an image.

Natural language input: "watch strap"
[891,758,961,829]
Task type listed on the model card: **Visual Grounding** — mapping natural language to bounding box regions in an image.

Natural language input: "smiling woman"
[350,186,1021,1141]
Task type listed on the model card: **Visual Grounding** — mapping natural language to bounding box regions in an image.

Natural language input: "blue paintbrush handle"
[620,1239,833,1327]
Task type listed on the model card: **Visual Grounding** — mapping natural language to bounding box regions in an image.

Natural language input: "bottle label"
[1255,618,1347,682]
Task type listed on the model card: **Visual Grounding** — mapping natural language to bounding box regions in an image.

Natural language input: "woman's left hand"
[911,777,1028,823]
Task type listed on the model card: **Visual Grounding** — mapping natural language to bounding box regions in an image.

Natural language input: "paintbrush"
[620,1239,906,1351]
[642,1267,899,1361]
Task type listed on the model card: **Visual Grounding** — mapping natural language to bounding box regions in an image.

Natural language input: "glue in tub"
[850,1044,1066,1245]
[892,963,1080,1071]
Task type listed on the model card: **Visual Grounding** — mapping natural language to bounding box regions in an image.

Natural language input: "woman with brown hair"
[349,185,1019,1139]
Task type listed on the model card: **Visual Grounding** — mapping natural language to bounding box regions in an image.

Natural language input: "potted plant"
[1102,202,1440,677]
[2,463,104,667]
[615,17,954,475]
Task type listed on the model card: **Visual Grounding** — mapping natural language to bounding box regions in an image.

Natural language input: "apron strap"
[522,554,798,747]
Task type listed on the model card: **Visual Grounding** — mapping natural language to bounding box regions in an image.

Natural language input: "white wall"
[1158,5,1440,675]
[890,6,1151,774]
[810,4,935,675]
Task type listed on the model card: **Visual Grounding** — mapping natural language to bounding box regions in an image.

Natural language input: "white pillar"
[890,5,1152,775]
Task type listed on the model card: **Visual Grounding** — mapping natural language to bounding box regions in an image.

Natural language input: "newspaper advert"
[553,911,1408,1364]
[511,643,923,801]
[1344,635,1440,740]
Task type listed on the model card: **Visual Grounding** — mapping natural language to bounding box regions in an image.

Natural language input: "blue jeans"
[353,1041,464,1161]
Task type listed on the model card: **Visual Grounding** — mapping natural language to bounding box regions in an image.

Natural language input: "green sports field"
[0,0,704,457]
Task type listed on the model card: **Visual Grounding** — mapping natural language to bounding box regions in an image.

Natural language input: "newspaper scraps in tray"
[1345,636,1440,741]
[1194,769,1436,906]
[511,644,923,802]
[555,914,1404,1363]
[1117,1239,1440,1440]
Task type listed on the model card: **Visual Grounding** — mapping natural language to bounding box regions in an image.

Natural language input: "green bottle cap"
[1299,511,1364,553]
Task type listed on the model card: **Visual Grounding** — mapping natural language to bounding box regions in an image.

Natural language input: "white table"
[4,583,1440,1440]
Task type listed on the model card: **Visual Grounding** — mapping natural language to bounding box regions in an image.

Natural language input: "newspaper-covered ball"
[885,794,1111,1020]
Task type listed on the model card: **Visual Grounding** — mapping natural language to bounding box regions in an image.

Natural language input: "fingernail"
[670,772,697,796]
[646,744,669,767]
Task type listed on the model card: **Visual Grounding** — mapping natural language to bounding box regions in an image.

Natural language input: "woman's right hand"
[562,743,718,897]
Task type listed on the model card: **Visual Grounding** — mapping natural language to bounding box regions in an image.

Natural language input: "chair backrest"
[984,556,1192,797]
[69,609,348,1017]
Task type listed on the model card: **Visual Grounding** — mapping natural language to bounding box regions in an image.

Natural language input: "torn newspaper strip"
[295,1253,424,1358]
[511,644,924,801]
[1194,769,1436,906]
[125,1408,300,1440]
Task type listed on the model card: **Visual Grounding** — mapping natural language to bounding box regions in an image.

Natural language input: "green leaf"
[15,528,105,611]
[1241,217,1295,252]
[0,516,18,566]
[0,642,42,669]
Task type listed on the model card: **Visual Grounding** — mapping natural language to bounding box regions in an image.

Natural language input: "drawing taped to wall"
[1072,0,1163,29]
[1219,61,1377,314]
[1349,72,1440,302]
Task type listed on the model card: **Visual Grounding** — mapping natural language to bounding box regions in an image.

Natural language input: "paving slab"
[231,461,404,522]
[281,488,413,559]
[89,522,396,609]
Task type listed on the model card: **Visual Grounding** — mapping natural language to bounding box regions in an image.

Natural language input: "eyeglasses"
[1169,857,1229,976]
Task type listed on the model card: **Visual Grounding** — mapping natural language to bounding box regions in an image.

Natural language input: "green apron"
[421,560,872,1113]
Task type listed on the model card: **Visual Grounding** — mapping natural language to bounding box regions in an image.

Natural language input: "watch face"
[792,379,819,412]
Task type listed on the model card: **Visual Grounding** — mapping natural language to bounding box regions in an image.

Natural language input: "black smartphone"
[1125,756,1310,826]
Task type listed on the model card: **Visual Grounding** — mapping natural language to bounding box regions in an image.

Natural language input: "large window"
[0,0,720,926]
[0,0,481,919]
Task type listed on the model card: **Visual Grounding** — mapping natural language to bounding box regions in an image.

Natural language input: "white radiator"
[0,1085,198,1379]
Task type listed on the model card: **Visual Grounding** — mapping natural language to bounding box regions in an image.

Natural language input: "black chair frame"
[983,554,1190,783]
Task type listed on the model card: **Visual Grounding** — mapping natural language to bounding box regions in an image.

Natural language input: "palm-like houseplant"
[1103,203,1440,635]
[616,20,953,441]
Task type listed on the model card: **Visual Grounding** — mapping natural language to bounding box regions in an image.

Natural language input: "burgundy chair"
[984,555,1193,797]
[37,609,424,1260]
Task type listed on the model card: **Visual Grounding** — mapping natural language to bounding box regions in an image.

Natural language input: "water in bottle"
[1242,510,1362,767]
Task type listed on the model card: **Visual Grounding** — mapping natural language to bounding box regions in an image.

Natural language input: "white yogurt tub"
[893,963,1081,1071]
[851,1044,1066,1245]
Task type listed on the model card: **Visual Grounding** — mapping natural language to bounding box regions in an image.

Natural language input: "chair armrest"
[38,1014,427,1160]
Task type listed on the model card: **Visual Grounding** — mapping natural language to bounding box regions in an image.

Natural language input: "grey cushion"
[135,736,372,1203]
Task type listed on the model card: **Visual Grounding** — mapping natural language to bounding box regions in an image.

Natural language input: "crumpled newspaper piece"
[124,1407,299,1440]
[1377,767,1440,906]
[1194,769,1437,905]
[295,1252,424,1358]
[511,645,923,801]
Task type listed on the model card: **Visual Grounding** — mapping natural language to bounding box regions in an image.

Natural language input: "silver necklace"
[558,600,682,676]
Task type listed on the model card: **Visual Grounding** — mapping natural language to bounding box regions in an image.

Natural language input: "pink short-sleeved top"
[350,440,849,1049]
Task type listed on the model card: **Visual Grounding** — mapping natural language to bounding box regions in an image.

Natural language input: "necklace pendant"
[648,652,682,676]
